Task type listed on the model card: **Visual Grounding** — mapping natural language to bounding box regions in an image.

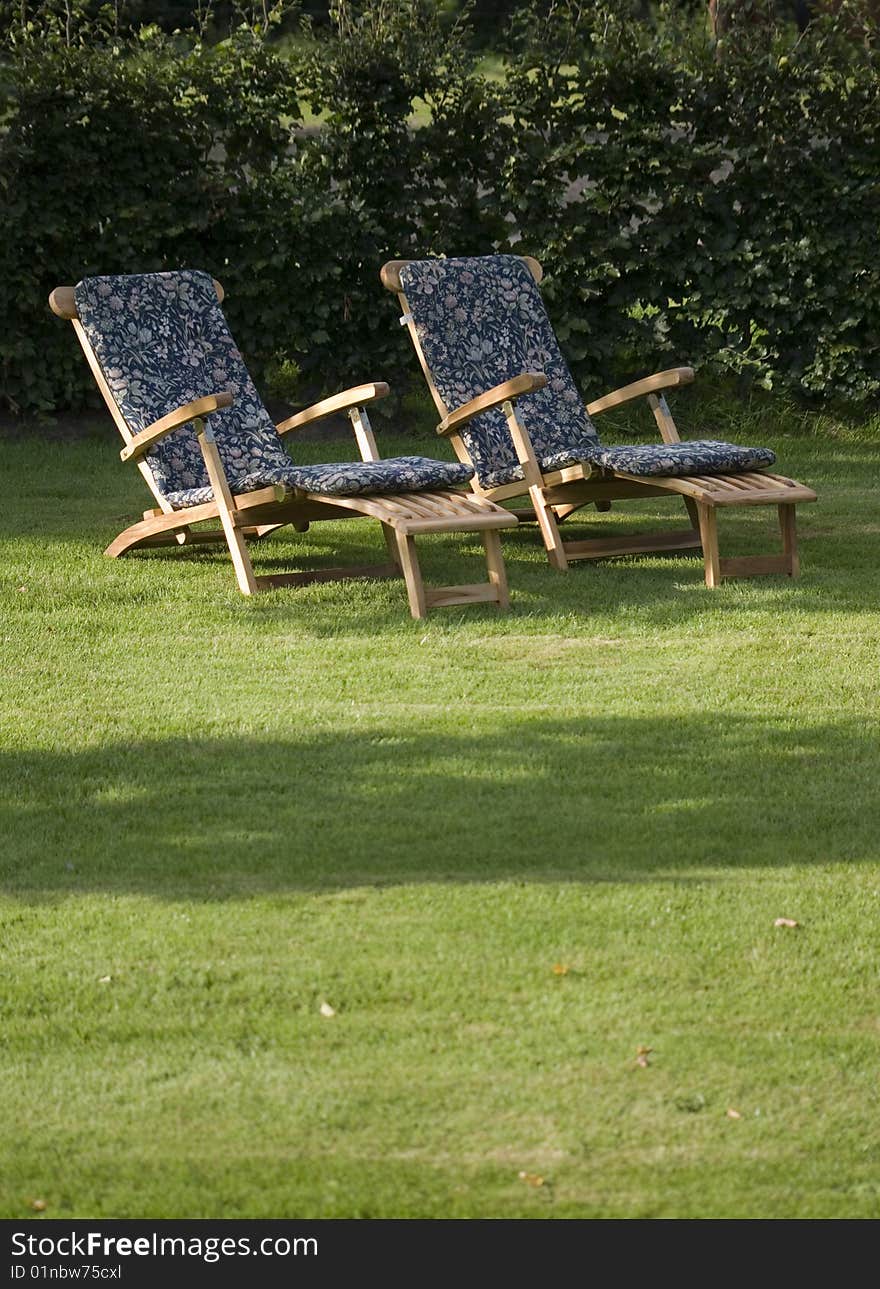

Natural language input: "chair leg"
[217,510,259,596]
[530,486,569,571]
[395,532,428,619]
[482,529,510,610]
[683,497,702,533]
[697,503,721,588]
[779,504,799,577]
[382,522,402,571]
[197,421,259,596]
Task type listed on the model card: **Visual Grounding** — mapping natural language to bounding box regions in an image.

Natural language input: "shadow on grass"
[2,714,878,902]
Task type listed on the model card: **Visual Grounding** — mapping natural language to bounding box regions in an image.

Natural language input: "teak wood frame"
[49,282,516,619]
[381,258,817,586]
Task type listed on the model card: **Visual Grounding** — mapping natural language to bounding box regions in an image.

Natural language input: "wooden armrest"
[275,382,390,436]
[437,372,548,436]
[586,367,695,416]
[120,392,233,462]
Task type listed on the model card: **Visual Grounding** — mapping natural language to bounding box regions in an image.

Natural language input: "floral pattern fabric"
[400,255,600,489]
[75,270,296,503]
[167,456,474,509]
[400,255,777,490]
[75,269,474,511]
[581,441,776,478]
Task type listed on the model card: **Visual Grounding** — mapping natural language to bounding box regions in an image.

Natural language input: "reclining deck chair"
[382,254,817,585]
[50,270,516,618]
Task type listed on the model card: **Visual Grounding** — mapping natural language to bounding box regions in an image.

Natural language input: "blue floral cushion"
[75,270,296,504]
[400,255,600,489]
[400,255,777,489]
[167,456,474,508]
[582,441,777,478]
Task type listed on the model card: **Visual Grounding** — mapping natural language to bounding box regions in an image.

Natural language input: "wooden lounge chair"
[381,254,817,585]
[50,270,517,618]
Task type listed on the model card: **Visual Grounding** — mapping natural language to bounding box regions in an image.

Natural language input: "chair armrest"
[120,392,233,462]
[275,382,390,436]
[437,372,548,436]
[586,367,694,417]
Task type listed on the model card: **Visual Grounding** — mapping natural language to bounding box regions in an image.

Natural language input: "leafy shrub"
[1,0,878,417]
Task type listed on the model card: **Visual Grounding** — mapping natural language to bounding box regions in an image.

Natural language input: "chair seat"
[582,440,777,478]
[166,455,474,508]
[482,439,777,488]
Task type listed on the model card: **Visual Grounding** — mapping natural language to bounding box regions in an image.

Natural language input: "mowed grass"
[2,393,880,1219]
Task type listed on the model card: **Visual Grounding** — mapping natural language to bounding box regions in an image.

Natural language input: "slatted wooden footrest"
[254,563,400,591]
[293,488,515,618]
[303,487,519,536]
[613,469,818,509]
[107,484,516,617]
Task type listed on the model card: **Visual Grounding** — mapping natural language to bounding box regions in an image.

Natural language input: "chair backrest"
[393,254,600,488]
[65,270,291,505]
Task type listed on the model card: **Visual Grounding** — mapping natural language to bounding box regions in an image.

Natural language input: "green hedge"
[1,0,878,416]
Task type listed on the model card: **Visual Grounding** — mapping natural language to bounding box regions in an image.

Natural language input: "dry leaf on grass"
[551,963,570,976]
[518,1171,544,1187]
[319,1001,336,1018]
[774,917,799,928]
[726,1107,742,1120]
[635,1045,653,1068]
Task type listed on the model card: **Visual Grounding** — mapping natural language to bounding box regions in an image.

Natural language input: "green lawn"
[2,394,880,1219]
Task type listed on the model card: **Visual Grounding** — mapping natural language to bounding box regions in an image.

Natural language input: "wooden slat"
[423,583,502,608]
[105,502,220,556]
[609,470,818,507]
[561,529,703,561]
[386,492,444,519]
[711,485,818,507]
[242,523,289,540]
[233,484,291,509]
[293,490,518,534]
[718,554,791,578]
[398,511,519,536]
[254,563,400,590]
[540,479,669,504]
[173,528,226,546]
[470,478,530,502]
